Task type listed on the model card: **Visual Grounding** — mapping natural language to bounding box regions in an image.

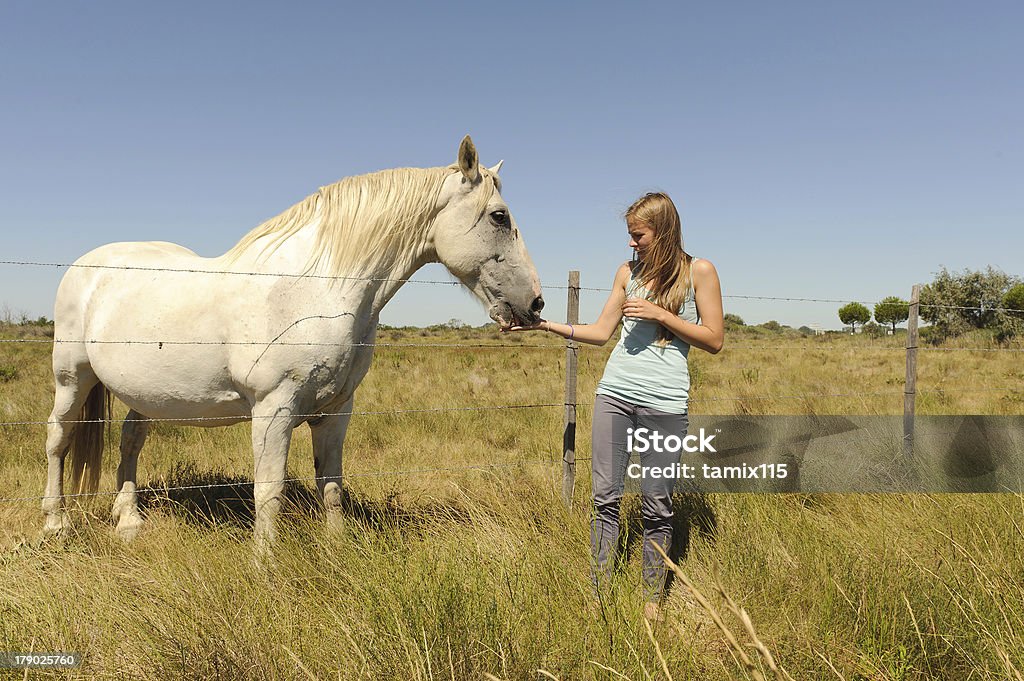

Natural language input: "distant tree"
[874,296,909,334]
[760,320,782,332]
[797,325,813,336]
[838,302,871,333]
[920,266,1020,341]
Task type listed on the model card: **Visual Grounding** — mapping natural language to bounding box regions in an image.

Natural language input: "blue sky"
[1,1,1021,330]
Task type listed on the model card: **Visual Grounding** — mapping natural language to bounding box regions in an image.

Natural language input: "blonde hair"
[625,192,693,347]
[227,165,497,277]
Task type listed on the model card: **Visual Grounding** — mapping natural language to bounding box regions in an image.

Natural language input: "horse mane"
[226,165,497,277]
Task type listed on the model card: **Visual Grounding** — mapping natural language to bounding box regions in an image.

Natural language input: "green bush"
[1004,284,1024,316]
[862,321,887,338]
[724,313,745,329]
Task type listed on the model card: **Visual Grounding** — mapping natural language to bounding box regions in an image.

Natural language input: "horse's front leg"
[309,401,353,531]
[251,402,298,556]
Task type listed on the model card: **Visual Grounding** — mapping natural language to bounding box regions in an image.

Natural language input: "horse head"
[431,136,544,329]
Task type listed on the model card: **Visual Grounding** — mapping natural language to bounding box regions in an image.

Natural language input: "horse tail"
[68,383,111,495]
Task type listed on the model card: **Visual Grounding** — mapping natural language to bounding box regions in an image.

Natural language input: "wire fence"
[1,258,1021,507]
[3,339,1022,358]
[0,259,605,292]
[0,338,564,349]
[0,462,593,503]
[0,403,567,428]
[2,259,1018,311]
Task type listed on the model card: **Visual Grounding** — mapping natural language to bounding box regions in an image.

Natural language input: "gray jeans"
[591,393,689,602]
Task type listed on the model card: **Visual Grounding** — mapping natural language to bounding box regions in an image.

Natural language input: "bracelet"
[568,324,574,339]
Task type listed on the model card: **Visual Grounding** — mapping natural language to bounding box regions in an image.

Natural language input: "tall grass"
[0,323,1022,679]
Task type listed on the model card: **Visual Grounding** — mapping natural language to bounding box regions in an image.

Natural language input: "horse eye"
[490,210,510,229]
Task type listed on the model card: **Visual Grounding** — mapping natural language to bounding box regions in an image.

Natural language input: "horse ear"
[458,135,480,182]
[488,160,504,175]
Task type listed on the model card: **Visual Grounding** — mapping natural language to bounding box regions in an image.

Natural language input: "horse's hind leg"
[112,410,149,541]
[42,370,98,536]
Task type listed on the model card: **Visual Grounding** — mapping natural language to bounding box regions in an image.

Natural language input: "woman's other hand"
[621,297,665,322]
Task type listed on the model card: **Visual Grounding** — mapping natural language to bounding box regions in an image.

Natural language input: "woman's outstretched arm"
[508,263,630,346]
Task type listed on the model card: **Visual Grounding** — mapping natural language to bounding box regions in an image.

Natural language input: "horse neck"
[367,240,437,316]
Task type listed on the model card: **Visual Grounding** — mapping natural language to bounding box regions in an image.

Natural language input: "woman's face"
[627,221,655,258]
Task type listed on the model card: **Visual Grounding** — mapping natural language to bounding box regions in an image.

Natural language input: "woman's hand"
[504,319,547,333]
[621,297,665,322]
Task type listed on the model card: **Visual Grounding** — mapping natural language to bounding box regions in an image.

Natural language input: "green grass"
[0,323,1022,679]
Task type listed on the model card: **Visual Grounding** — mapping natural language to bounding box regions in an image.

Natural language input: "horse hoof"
[42,513,71,537]
[115,515,144,543]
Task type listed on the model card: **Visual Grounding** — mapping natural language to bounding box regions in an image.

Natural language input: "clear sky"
[1,1,1021,330]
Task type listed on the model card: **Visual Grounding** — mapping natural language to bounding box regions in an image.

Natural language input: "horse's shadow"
[136,465,473,534]
[618,492,717,592]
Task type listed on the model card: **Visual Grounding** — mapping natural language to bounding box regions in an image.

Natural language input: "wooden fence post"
[562,271,580,508]
[903,284,921,461]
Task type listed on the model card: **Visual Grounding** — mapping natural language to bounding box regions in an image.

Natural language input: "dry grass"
[0,323,1022,679]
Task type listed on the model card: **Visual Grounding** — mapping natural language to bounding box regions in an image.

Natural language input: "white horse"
[43,136,543,549]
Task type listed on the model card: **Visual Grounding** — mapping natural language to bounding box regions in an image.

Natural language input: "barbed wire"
[724,343,1024,353]
[5,337,1020,354]
[0,259,464,287]
[1,382,1018,429]
[918,347,1024,353]
[0,258,614,292]
[6,259,1015,311]
[917,302,1018,313]
[688,386,1021,404]
[4,336,1022,354]
[0,459,598,505]
[0,403,566,428]
[724,343,903,352]
[0,338,565,350]
[0,462,565,504]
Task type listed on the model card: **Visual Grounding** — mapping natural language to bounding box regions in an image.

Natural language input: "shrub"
[862,321,887,338]
[724,313,745,329]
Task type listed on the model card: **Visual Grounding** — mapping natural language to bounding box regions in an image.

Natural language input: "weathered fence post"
[562,271,580,508]
[903,284,921,461]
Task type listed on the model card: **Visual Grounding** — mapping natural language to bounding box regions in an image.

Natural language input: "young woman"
[509,192,723,619]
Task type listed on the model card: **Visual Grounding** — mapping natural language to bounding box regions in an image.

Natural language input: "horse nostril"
[531,295,545,313]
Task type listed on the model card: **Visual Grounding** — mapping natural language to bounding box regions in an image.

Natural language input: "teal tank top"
[595,259,700,414]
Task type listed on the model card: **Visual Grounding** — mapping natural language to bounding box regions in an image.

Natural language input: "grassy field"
[0,321,1022,679]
